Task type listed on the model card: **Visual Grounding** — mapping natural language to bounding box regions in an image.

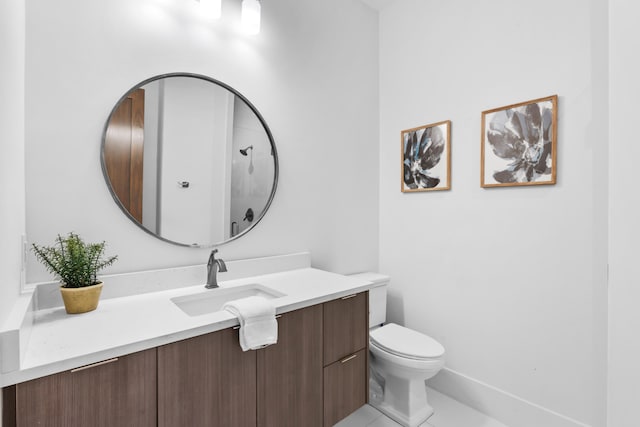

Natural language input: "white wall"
[378,0,607,425]
[0,0,26,422]
[230,97,275,236]
[159,77,229,245]
[0,0,26,324]
[608,1,640,426]
[24,0,379,282]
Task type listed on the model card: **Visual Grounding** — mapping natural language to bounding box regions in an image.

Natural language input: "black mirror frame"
[100,72,279,248]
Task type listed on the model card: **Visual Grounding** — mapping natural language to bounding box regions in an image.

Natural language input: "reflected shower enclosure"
[102,74,277,247]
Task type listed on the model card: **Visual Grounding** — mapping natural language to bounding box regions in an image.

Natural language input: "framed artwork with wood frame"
[401,120,451,192]
[481,95,558,188]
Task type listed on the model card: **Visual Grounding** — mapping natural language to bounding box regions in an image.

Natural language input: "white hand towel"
[223,296,278,351]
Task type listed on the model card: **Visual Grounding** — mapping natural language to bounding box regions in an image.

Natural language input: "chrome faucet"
[205,249,227,289]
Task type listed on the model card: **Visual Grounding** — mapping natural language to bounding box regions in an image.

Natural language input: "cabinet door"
[12,348,157,427]
[323,292,368,365]
[257,304,323,427]
[323,349,367,427]
[158,327,256,427]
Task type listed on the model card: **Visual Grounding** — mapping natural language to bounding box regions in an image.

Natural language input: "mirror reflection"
[101,73,278,247]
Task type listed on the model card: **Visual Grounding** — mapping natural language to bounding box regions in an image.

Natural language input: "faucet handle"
[208,249,219,266]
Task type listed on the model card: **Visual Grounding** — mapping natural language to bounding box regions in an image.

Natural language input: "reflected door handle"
[243,208,254,222]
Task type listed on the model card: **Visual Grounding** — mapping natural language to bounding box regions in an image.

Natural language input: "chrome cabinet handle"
[71,357,119,372]
[341,294,357,300]
[340,354,358,364]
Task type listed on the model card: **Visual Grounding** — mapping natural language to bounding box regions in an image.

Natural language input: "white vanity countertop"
[0,267,374,387]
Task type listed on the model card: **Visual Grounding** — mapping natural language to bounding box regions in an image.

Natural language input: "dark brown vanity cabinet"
[157,304,324,427]
[157,327,257,427]
[257,304,324,427]
[2,292,369,427]
[3,348,157,427]
[323,292,369,427]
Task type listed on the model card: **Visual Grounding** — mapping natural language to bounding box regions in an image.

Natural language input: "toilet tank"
[349,272,390,327]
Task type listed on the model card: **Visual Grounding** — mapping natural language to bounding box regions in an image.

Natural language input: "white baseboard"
[427,367,592,427]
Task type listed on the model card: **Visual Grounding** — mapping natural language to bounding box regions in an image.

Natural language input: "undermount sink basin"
[171,284,286,317]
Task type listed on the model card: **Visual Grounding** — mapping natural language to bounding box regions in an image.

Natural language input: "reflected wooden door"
[104,89,144,222]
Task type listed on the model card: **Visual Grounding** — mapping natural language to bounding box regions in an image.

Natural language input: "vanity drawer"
[323,349,367,427]
[323,291,368,365]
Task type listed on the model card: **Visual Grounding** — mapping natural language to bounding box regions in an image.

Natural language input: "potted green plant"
[32,232,118,314]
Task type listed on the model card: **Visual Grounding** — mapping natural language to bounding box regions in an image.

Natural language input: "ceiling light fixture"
[241,0,261,35]
[199,0,222,19]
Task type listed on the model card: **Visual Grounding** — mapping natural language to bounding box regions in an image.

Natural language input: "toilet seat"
[370,323,444,360]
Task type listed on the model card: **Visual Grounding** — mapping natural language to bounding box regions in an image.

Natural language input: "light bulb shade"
[200,0,222,19]
[241,0,261,35]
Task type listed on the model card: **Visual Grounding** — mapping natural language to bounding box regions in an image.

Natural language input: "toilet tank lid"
[348,272,390,287]
[370,323,445,359]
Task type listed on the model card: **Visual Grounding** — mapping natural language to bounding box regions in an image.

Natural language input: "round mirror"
[101,73,278,247]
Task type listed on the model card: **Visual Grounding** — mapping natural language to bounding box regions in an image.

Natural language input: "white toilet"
[352,273,445,427]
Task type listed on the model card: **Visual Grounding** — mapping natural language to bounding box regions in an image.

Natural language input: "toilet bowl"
[350,273,445,427]
[369,323,445,426]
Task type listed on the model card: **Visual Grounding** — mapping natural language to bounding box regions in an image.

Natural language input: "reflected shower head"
[239,145,254,156]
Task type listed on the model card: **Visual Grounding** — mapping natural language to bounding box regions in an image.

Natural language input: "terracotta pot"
[59,282,103,314]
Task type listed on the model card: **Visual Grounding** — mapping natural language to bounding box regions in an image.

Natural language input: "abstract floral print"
[402,121,451,192]
[482,96,557,187]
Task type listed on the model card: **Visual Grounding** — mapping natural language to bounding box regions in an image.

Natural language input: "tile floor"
[335,387,510,427]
